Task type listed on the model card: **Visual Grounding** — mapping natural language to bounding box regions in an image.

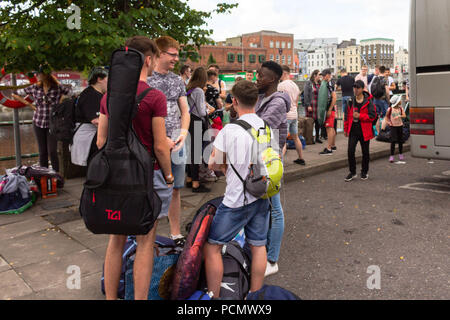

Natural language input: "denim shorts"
[287,119,298,136]
[170,145,187,190]
[374,99,388,118]
[153,170,173,219]
[208,198,270,247]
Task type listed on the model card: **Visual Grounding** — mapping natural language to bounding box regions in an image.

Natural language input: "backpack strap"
[233,119,271,141]
[136,87,153,106]
[227,119,271,206]
[186,88,197,113]
[131,87,153,121]
[131,87,156,161]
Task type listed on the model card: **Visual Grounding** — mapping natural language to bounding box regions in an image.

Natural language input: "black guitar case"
[79,47,162,235]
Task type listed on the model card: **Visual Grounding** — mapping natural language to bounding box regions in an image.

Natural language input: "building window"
[237,53,243,63]
[270,54,274,61]
[282,41,286,49]
[288,42,291,49]
[227,53,235,63]
[350,66,353,72]
[249,54,256,63]
[276,41,280,48]
[288,55,291,65]
[259,55,266,63]
[350,57,352,64]
[282,55,286,64]
[270,41,274,48]
[276,55,280,63]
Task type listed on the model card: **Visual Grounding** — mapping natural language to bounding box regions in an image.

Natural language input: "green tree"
[0,0,237,73]
[207,53,216,66]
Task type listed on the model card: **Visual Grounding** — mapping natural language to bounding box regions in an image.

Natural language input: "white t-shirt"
[278,80,300,120]
[213,113,268,208]
[388,76,394,96]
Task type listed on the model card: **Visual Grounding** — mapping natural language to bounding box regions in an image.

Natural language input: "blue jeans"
[208,198,270,247]
[342,96,352,115]
[266,192,285,263]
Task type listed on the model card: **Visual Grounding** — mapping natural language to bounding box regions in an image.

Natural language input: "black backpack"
[219,241,251,300]
[79,47,162,235]
[49,96,79,143]
[370,76,385,99]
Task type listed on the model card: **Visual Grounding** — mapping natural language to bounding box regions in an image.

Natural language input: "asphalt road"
[265,153,449,300]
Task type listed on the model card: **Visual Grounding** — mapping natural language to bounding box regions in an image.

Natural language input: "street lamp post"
[11,74,22,167]
[241,36,244,72]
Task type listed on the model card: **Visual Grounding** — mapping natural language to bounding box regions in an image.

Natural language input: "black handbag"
[79,47,161,235]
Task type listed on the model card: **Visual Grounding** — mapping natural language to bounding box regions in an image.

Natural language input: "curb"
[283,144,411,183]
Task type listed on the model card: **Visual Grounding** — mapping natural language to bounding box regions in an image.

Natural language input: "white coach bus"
[409,0,450,160]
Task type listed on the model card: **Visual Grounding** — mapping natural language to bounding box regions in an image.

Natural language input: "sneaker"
[345,173,358,182]
[389,156,395,163]
[319,148,333,155]
[315,138,323,144]
[294,159,306,166]
[331,146,337,151]
[192,185,211,193]
[399,154,405,161]
[170,235,186,247]
[264,262,279,277]
[361,173,369,180]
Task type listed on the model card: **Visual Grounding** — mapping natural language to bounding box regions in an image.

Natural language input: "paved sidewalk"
[0,133,409,300]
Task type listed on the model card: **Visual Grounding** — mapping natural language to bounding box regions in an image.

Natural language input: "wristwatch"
[165,174,174,185]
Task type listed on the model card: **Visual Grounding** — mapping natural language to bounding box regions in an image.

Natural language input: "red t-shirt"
[100,81,167,169]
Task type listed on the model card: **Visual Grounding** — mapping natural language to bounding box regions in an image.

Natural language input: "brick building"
[242,30,295,70]
[188,45,267,73]
[187,30,294,73]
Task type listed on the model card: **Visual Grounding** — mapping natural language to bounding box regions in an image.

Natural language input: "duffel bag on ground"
[124,240,180,300]
[246,285,301,300]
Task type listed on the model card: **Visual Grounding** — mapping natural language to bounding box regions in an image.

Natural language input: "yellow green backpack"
[228,119,284,202]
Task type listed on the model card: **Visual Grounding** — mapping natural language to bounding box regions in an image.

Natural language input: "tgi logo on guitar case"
[106,210,121,221]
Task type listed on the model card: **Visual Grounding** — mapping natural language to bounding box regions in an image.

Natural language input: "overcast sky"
[187,0,411,50]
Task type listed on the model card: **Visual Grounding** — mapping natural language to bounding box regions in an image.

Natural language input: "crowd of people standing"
[11,32,407,299]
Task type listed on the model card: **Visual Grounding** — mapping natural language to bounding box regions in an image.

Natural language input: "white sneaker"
[264,262,279,277]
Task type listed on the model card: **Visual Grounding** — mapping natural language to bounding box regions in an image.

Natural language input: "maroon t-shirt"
[100,81,167,169]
